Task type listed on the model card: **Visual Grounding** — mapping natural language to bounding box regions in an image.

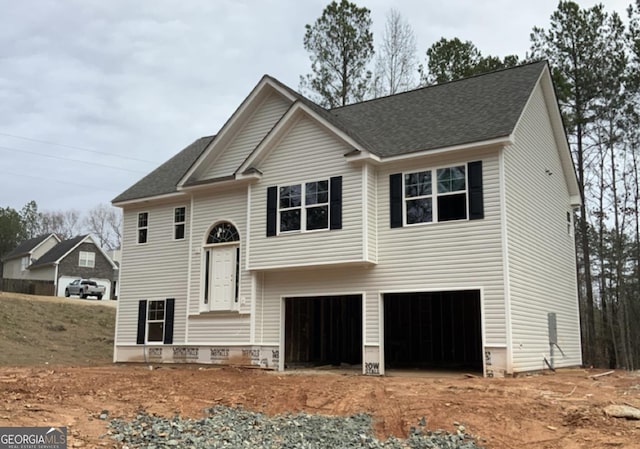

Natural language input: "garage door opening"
[285,295,362,368]
[384,290,482,371]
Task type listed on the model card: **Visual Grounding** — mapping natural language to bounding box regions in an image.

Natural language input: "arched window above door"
[202,221,240,312]
[206,222,239,244]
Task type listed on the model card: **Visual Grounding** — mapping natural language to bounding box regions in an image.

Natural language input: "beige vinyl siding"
[200,92,291,180]
[32,237,60,260]
[255,148,506,348]
[2,236,59,280]
[366,164,378,263]
[504,84,581,372]
[376,149,505,346]
[116,200,190,344]
[249,115,364,269]
[2,259,25,279]
[23,265,56,281]
[187,186,250,343]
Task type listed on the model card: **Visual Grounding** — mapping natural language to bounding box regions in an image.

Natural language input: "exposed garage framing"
[282,294,363,369]
[382,289,483,372]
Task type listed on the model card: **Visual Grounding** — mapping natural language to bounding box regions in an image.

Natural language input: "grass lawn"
[0,291,116,365]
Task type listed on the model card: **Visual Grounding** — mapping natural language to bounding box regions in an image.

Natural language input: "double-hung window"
[390,161,483,228]
[79,251,95,268]
[138,212,148,244]
[174,207,186,240]
[279,180,329,232]
[404,165,467,224]
[136,298,175,345]
[146,300,165,343]
[266,176,342,236]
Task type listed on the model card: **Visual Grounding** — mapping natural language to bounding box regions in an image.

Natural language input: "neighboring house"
[1,234,118,299]
[1,234,61,282]
[106,249,121,299]
[112,61,582,377]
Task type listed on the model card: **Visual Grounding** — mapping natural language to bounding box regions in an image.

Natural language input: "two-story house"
[112,61,582,376]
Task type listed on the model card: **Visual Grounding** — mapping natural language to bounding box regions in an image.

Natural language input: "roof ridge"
[330,59,548,111]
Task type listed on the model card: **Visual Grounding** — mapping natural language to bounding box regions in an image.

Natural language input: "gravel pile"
[105,405,482,448]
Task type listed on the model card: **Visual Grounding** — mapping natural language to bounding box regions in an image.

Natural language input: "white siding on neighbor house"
[248,115,365,269]
[22,265,56,282]
[504,84,581,372]
[32,236,59,260]
[255,148,507,349]
[2,259,25,280]
[116,200,191,344]
[200,92,291,181]
[186,186,251,343]
[2,236,59,281]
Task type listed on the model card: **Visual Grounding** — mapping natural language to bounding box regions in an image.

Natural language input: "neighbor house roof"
[29,235,118,270]
[113,61,547,204]
[113,135,215,203]
[1,234,58,261]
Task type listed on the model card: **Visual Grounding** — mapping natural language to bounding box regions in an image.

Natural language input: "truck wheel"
[80,292,87,299]
[64,289,70,297]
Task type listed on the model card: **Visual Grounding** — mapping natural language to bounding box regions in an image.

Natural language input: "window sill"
[190,309,248,317]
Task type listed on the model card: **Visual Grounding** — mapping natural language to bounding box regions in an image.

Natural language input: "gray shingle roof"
[112,136,215,203]
[330,61,545,157]
[29,235,87,267]
[113,61,546,203]
[1,234,54,261]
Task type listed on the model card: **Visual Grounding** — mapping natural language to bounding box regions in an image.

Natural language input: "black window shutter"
[468,161,484,220]
[136,300,147,344]
[163,298,175,344]
[389,173,403,228]
[329,176,342,230]
[266,186,277,236]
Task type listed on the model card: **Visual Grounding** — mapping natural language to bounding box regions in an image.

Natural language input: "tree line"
[0,200,122,257]
[301,0,640,369]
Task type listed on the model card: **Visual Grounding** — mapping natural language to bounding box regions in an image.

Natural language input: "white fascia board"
[112,192,187,208]
[344,150,381,163]
[177,176,256,194]
[377,136,512,164]
[178,77,296,188]
[539,68,581,201]
[237,101,368,174]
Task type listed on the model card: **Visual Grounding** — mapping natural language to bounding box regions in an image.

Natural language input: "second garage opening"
[384,290,482,371]
[285,295,362,368]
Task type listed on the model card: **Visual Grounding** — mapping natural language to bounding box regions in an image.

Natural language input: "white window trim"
[21,256,29,271]
[277,179,330,235]
[173,206,186,241]
[137,211,149,245]
[403,163,469,227]
[146,299,166,344]
[78,251,95,268]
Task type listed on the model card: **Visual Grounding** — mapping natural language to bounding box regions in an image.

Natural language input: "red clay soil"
[0,365,639,448]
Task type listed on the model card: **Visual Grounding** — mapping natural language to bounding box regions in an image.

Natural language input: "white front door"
[210,245,237,310]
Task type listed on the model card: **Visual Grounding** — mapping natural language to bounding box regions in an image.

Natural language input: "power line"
[0,169,118,192]
[0,145,148,174]
[0,131,158,164]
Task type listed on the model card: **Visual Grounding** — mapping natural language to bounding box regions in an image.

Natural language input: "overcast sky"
[0,0,631,213]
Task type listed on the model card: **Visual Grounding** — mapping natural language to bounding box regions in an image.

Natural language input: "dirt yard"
[0,365,638,448]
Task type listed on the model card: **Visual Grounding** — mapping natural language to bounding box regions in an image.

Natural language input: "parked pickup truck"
[65,279,105,299]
